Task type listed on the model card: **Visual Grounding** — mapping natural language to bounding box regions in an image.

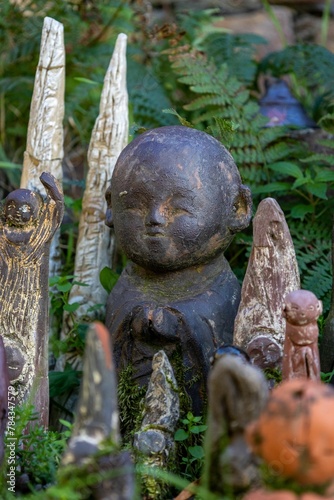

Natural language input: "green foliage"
[174,412,207,481]
[117,365,146,444]
[49,276,93,362]
[201,32,267,86]
[99,266,119,294]
[321,367,334,383]
[264,367,282,386]
[166,42,298,171]
[291,220,332,314]
[49,366,82,399]
[1,404,71,494]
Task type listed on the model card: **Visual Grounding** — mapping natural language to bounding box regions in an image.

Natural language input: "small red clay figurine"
[282,289,322,381]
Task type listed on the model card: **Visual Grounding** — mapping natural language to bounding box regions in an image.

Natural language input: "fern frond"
[302,258,332,312]
[301,153,334,166]
[201,32,267,85]
[184,94,232,110]
[290,219,332,314]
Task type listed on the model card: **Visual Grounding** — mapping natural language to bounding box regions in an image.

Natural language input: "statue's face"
[110,161,232,272]
[284,291,322,326]
[107,126,252,272]
[4,190,40,227]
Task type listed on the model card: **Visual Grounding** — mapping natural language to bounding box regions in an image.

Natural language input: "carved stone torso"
[106,255,241,413]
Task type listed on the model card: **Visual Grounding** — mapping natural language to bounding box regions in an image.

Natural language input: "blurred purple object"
[259,79,316,128]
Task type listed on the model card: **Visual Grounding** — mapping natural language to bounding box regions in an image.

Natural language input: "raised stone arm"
[40,171,63,204]
[40,171,64,232]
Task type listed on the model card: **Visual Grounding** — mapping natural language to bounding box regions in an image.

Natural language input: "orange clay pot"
[246,378,334,485]
[244,490,334,500]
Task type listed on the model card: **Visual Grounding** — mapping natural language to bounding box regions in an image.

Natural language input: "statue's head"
[283,290,322,327]
[4,189,42,227]
[106,126,252,272]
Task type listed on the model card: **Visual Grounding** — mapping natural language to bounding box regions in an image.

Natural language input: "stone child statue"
[282,289,322,381]
[105,126,252,412]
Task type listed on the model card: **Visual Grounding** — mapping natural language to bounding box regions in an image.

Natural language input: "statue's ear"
[228,184,252,234]
[105,185,114,228]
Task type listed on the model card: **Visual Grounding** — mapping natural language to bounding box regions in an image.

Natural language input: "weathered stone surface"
[233,197,300,369]
[133,350,179,499]
[0,172,64,426]
[20,17,65,280]
[205,355,268,494]
[141,350,179,431]
[282,289,322,381]
[61,322,135,500]
[105,125,252,413]
[133,350,179,461]
[62,322,120,465]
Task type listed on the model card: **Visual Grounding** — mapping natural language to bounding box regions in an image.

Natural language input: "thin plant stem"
[321,0,332,48]
[261,0,287,47]
[261,0,301,99]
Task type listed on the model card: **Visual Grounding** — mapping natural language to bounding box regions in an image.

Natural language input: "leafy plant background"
[1,0,334,497]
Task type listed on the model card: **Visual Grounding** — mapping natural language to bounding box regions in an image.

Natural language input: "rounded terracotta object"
[246,378,334,485]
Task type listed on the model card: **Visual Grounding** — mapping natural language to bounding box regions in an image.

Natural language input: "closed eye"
[172,206,193,216]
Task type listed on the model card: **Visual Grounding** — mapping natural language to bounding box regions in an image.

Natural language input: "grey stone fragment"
[141,350,179,433]
[134,429,166,455]
[133,350,180,498]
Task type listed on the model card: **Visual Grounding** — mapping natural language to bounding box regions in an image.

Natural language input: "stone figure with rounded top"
[0,172,64,426]
[105,126,252,412]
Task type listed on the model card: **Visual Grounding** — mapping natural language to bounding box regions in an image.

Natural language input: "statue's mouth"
[145,230,165,237]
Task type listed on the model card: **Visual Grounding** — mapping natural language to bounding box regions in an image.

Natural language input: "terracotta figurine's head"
[283,290,322,327]
[106,126,252,272]
[4,189,42,227]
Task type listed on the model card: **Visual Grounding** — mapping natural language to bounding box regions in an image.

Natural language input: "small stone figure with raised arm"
[282,289,322,381]
[0,172,64,426]
[105,125,252,412]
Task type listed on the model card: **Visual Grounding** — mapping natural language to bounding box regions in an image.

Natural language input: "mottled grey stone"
[133,350,180,497]
[134,429,167,455]
[141,350,179,432]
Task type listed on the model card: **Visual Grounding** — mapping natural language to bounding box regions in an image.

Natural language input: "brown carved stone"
[0,172,64,426]
[282,289,322,381]
[105,125,252,413]
[233,197,300,369]
[61,322,135,500]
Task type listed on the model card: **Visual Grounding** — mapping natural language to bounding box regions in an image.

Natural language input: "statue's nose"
[146,205,165,226]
